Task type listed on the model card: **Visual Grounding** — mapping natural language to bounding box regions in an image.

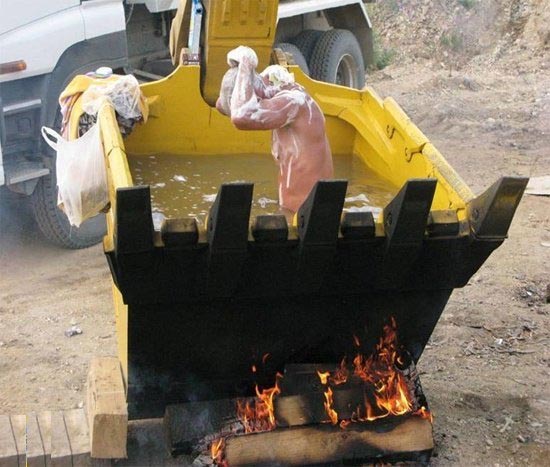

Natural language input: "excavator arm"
[169,0,279,105]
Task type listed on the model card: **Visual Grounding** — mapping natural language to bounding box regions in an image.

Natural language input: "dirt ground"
[1,0,549,465]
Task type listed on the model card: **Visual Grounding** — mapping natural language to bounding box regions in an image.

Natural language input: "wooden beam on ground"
[0,415,18,467]
[27,411,52,467]
[10,415,25,466]
[224,416,433,467]
[65,408,94,465]
[38,411,52,466]
[87,357,128,459]
[51,411,71,467]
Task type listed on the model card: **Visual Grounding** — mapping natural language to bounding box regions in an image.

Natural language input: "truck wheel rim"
[335,54,357,87]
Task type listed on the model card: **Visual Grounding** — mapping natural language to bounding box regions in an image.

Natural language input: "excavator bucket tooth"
[115,186,154,254]
[295,180,348,293]
[378,179,437,288]
[207,182,254,296]
[468,176,529,239]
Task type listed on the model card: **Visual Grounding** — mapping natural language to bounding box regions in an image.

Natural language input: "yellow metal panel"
[127,66,272,155]
[201,0,279,105]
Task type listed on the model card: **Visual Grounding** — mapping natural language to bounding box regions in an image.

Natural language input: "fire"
[323,387,339,425]
[236,372,283,433]
[210,438,227,467]
[414,406,434,423]
[317,370,330,385]
[317,317,431,425]
[332,357,349,385]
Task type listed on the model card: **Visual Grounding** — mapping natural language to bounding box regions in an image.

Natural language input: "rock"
[462,76,480,91]
[65,325,83,337]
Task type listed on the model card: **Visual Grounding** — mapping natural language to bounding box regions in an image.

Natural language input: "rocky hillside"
[368,0,550,71]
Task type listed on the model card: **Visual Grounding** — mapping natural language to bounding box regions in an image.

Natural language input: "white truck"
[0,0,374,248]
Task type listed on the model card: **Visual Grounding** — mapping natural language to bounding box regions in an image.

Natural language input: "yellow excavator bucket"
[67,1,528,419]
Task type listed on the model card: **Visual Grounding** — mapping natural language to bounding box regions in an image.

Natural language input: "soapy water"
[128,153,398,229]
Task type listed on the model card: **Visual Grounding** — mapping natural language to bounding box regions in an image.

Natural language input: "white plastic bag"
[41,125,108,227]
[81,75,143,120]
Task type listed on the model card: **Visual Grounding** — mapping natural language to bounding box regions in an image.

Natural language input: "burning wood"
[236,372,283,433]
[165,317,434,466]
[223,415,433,467]
[315,318,429,427]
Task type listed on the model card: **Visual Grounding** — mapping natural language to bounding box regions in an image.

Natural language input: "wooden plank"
[37,412,52,467]
[225,416,434,467]
[276,364,369,427]
[275,385,363,428]
[0,414,18,467]
[10,415,25,467]
[86,357,128,458]
[64,408,92,466]
[51,411,72,467]
[27,413,46,467]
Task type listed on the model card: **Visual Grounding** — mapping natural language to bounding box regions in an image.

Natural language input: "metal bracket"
[405,145,425,162]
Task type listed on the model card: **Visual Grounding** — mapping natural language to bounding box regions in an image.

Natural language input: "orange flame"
[332,357,349,386]
[211,438,227,466]
[414,406,434,423]
[317,317,432,426]
[236,372,283,433]
[323,387,339,425]
[317,370,330,385]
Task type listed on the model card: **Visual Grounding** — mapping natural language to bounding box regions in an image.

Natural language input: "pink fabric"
[217,49,333,212]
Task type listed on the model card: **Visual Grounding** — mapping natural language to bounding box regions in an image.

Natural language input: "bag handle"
[41,126,63,151]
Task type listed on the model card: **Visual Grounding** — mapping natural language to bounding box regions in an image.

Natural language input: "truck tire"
[309,29,365,89]
[274,43,309,75]
[290,30,323,64]
[31,112,106,249]
[31,170,106,249]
